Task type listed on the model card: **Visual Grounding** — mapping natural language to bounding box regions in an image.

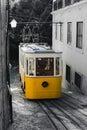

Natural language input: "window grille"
[75,72,82,88]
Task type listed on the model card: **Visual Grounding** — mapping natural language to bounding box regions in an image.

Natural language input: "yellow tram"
[19,43,62,99]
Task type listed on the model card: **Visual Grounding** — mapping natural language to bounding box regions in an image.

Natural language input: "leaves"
[10,0,52,45]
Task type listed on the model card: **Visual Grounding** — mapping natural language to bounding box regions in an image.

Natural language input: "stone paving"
[8,66,54,130]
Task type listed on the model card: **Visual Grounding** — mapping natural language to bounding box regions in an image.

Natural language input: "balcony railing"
[53,0,84,11]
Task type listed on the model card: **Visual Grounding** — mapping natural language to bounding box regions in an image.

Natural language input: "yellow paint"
[25,76,62,99]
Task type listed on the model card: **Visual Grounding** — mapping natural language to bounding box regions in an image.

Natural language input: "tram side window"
[21,54,24,67]
[26,58,28,75]
[56,57,60,75]
[29,58,34,76]
[36,58,54,76]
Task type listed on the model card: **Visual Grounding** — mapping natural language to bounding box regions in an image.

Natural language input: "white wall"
[52,1,87,95]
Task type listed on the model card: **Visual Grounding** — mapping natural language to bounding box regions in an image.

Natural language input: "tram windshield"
[36,58,54,76]
[25,57,61,76]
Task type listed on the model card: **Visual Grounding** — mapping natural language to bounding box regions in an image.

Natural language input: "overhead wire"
[10,0,53,25]
[10,0,53,42]
[39,0,52,22]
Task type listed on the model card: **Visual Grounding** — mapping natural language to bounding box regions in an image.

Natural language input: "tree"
[9,0,52,61]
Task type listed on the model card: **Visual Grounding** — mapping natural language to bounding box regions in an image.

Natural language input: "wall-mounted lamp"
[10,19,17,28]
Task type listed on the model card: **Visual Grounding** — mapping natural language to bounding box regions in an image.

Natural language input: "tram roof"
[19,43,62,54]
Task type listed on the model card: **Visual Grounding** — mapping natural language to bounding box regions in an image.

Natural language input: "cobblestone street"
[8,66,54,130]
[8,66,87,130]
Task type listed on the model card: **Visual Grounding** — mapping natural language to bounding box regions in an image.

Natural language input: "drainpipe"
[7,0,13,123]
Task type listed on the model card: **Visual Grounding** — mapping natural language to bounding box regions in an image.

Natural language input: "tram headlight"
[42,81,48,88]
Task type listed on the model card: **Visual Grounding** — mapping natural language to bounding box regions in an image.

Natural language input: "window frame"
[53,0,57,11]
[25,57,35,76]
[28,58,35,76]
[66,64,71,83]
[55,57,61,76]
[60,23,63,42]
[20,53,24,68]
[76,22,83,49]
[25,58,28,75]
[74,72,82,88]
[55,23,58,40]
[58,0,63,9]
[36,57,54,77]
[65,0,71,6]
[67,22,72,45]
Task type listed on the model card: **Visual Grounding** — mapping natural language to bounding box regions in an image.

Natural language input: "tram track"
[38,101,69,130]
[38,102,58,130]
[38,99,87,130]
[51,100,87,130]
[62,93,87,116]
[62,93,84,108]
[57,98,87,116]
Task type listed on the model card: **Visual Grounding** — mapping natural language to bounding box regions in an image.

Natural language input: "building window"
[60,23,63,42]
[55,23,57,40]
[66,65,71,83]
[75,72,82,88]
[58,0,62,9]
[65,0,71,6]
[67,22,72,45]
[73,0,81,3]
[76,22,83,49]
[53,0,57,11]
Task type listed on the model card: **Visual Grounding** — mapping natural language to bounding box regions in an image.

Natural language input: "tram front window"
[36,58,54,76]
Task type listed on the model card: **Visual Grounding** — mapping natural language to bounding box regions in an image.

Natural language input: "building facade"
[52,0,87,95]
[0,0,12,130]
